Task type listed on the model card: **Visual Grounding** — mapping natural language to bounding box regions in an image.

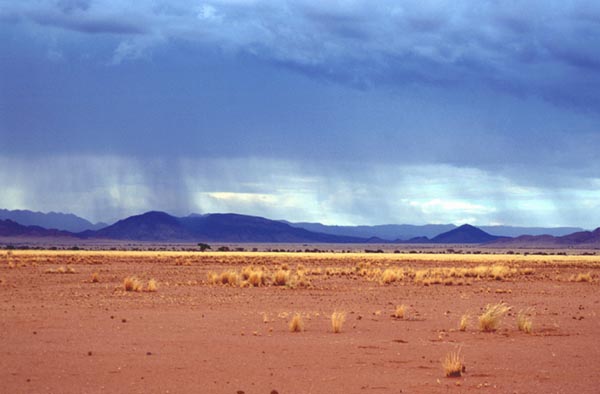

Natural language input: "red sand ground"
[1,251,599,393]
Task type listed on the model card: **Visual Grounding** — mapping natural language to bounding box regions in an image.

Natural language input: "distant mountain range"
[0,209,584,239]
[0,209,107,233]
[284,221,584,240]
[491,228,600,247]
[0,219,75,239]
[0,209,597,246]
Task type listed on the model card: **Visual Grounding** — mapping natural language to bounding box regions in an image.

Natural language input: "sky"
[1,0,600,227]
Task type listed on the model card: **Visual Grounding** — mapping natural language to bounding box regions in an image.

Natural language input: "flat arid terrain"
[1,250,599,393]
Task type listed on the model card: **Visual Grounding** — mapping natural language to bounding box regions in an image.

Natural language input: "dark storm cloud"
[1,1,145,35]
[56,0,90,14]
[31,12,146,34]
[2,1,599,106]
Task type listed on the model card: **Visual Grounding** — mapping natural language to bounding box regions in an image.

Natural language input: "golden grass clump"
[220,271,239,286]
[381,268,403,284]
[478,302,510,332]
[490,265,509,280]
[46,265,76,274]
[248,270,266,287]
[147,279,158,292]
[124,276,143,292]
[442,349,465,377]
[288,272,312,289]
[207,272,219,284]
[570,272,592,282]
[240,266,254,280]
[331,311,346,333]
[413,269,428,284]
[459,314,469,331]
[273,269,290,286]
[521,267,535,275]
[289,313,304,332]
[394,304,406,319]
[517,309,533,333]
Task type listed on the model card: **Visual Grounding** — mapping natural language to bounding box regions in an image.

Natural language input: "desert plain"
[1,249,599,393]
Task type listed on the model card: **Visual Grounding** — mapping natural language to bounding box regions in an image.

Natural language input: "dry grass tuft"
[459,314,469,331]
[291,272,312,288]
[381,268,403,284]
[570,272,593,282]
[124,276,143,292]
[220,271,239,286]
[331,311,346,333]
[273,269,290,286]
[517,308,533,333]
[289,313,304,332]
[394,304,406,319]
[207,272,219,284]
[46,265,76,274]
[248,270,266,287]
[147,279,158,292]
[478,302,510,332]
[442,349,465,377]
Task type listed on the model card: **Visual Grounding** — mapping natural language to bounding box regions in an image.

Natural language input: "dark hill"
[0,209,105,232]
[558,228,600,244]
[283,221,455,241]
[82,211,192,241]
[491,227,600,247]
[0,219,75,238]
[430,224,501,244]
[179,213,370,243]
[81,212,370,243]
[404,236,431,243]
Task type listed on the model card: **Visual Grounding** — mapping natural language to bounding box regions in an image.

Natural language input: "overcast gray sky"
[1,1,599,227]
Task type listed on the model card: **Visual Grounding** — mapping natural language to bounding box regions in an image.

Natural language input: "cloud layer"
[1,1,599,226]
[4,1,600,104]
[1,155,598,227]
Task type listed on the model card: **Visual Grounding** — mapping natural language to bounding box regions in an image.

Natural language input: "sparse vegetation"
[46,265,75,274]
[331,311,346,333]
[220,271,239,286]
[273,269,290,286]
[570,272,592,282]
[381,268,403,284]
[124,276,143,292]
[478,302,510,332]
[393,304,406,319]
[207,272,219,284]
[3,249,600,391]
[517,308,533,333]
[147,279,158,292]
[289,313,304,332]
[197,243,211,252]
[248,270,266,287]
[442,349,465,377]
